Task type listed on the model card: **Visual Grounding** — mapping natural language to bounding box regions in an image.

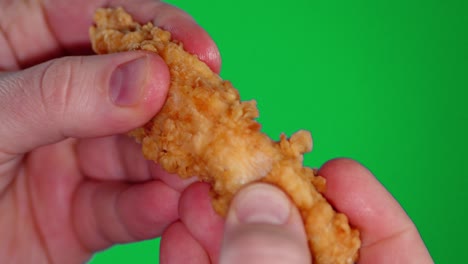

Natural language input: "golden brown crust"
[90,7,360,264]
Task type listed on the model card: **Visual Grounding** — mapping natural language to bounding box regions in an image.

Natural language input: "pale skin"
[0,0,433,263]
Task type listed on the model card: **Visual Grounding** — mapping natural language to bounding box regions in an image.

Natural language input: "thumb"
[220,183,311,264]
[0,52,169,154]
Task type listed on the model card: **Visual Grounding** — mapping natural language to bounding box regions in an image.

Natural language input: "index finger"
[10,0,221,72]
[318,158,433,263]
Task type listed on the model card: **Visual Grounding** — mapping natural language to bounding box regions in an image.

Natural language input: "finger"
[77,135,197,189]
[24,139,90,261]
[40,0,221,73]
[0,51,169,155]
[179,182,225,262]
[149,162,198,192]
[77,135,151,182]
[318,158,433,263]
[160,221,210,264]
[72,180,179,251]
[0,22,21,70]
[1,0,65,68]
[318,158,411,245]
[112,0,222,73]
[220,183,311,264]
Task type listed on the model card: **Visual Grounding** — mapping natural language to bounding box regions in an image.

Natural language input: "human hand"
[0,0,220,263]
[165,159,434,263]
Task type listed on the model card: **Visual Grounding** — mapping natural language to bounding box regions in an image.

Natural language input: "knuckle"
[38,56,86,117]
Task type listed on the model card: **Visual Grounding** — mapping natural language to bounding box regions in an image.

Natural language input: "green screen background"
[91,0,468,263]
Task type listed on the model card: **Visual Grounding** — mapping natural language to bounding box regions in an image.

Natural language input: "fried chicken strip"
[90,8,360,264]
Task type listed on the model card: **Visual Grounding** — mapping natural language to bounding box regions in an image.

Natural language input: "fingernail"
[110,56,149,106]
[234,184,291,225]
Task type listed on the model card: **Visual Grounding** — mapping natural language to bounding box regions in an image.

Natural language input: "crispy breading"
[90,7,360,264]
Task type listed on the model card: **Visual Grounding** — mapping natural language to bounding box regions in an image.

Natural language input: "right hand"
[168,158,434,263]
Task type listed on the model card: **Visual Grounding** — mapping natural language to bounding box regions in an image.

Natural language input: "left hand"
[0,0,220,263]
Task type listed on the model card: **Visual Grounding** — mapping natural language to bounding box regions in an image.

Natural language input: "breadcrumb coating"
[90,7,360,264]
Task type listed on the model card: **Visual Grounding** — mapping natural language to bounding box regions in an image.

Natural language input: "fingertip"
[318,158,413,246]
[119,1,222,73]
[226,183,308,240]
[139,52,170,112]
[318,158,377,208]
[229,183,291,226]
[179,182,224,262]
[179,182,215,218]
[160,221,210,264]
[221,183,310,264]
[152,6,221,73]
[149,163,198,192]
[319,158,370,180]
[85,51,169,134]
[167,22,221,74]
